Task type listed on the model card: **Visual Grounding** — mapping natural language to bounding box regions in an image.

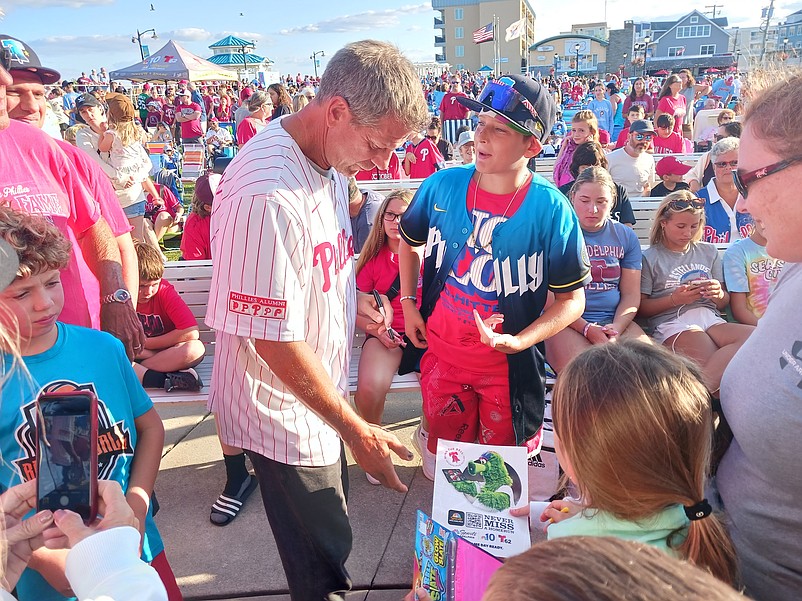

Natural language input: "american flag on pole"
[473,22,494,44]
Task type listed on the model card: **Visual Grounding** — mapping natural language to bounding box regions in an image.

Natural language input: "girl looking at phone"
[638,191,753,393]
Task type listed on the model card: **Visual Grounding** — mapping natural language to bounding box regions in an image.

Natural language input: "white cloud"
[280,3,432,35]
[165,28,214,42]
[27,33,131,55]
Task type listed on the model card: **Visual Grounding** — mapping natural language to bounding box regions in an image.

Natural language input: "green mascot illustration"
[449,451,513,510]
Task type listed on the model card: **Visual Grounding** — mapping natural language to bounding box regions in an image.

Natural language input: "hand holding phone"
[36,391,98,524]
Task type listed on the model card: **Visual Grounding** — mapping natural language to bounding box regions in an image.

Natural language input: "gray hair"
[317,40,429,130]
[247,91,270,113]
[710,136,739,163]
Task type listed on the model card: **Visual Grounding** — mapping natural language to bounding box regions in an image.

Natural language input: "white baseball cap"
[0,239,20,292]
[456,130,475,150]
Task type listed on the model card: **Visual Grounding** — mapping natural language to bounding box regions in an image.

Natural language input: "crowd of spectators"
[1,29,800,601]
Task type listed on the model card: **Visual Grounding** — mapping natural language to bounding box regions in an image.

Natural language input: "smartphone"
[688,279,711,289]
[36,391,98,523]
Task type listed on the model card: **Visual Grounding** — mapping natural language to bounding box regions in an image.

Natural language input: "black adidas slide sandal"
[210,475,258,526]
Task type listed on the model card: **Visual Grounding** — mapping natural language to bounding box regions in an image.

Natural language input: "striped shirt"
[205,118,356,466]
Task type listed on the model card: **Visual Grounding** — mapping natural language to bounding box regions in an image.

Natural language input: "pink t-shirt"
[180,213,211,260]
[356,245,421,333]
[657,95,686,134]
[137,279,197,337]
[426,179,528,374]
[406,139,443,179]
[439,92,470,120]
[177,101,203,139]
[236,117,266,147]
[0,120,102,328]
[652,132,685,154]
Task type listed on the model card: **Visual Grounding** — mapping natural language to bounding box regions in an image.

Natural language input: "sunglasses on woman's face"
[732,157,802,199]
[665,198,705,212]
[714,160,739,169]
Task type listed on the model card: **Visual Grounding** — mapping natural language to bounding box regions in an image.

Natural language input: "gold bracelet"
[670,291,678,307]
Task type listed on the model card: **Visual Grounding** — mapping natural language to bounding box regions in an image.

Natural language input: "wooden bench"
[148,261,421,403]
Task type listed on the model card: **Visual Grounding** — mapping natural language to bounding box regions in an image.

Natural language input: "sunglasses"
[383,211,403,222]
[476,80,546,138]
[732,157,802,199]
[665,198,705,212]
[714,160,739,169]
[634,133,654,141]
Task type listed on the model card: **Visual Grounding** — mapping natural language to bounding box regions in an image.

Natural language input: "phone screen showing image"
[36,393,97,521]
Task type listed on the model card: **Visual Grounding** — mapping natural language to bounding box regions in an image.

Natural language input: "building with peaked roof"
[632,10,734,75]
[206,35,271,80]
[432,0,536,73]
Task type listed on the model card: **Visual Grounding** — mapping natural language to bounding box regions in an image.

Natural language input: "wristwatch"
[102,289,132,305]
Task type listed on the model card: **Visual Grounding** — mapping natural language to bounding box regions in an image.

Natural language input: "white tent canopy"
[109,40,237,82]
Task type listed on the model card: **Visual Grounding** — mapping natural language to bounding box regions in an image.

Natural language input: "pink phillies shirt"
[0,120,103,329]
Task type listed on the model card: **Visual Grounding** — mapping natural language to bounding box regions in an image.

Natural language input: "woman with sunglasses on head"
[639,190,754,394]
[655,74,687,137]
[546,167,649,373]
[696,137,754,244]
[715,72,802,601]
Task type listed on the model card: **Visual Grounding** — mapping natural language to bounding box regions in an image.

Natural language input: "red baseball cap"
[656,156,692,178]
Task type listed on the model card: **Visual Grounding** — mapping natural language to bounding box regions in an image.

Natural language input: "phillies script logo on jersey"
[13,380,134,483]
[228,292,287,319]
[313,228,355,292]
[420,148,430,163]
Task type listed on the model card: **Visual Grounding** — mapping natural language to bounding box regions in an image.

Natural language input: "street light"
[553,53,559,76]
[622,52,628,78]
[132,29,157,61]
[783,37,789,62]
[310,50,325,78]
[574,43,581,77]
[643,36,651,77]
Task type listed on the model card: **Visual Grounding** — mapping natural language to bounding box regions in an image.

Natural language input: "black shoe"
[164,368,202,392]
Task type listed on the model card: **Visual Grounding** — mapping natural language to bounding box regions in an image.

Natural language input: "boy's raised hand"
[473,310,522,354]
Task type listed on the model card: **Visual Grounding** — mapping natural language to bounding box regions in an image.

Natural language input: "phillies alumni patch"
[228,292,287,319]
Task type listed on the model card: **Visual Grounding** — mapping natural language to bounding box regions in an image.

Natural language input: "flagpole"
[493,15,501,77]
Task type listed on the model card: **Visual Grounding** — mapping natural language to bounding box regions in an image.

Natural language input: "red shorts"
[420,351,516,454]
[151,550,183,600]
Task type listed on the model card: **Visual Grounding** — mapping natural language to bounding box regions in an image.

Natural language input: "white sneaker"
[365,471,381,486]
[412,424,436,481]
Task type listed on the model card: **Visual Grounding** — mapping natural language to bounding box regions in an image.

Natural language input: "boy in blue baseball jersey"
[0,207,181,600]
[398,75,591,480]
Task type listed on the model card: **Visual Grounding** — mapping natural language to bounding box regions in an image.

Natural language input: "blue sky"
[2,0,801,79]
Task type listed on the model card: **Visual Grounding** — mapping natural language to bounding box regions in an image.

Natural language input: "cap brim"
[457,97,534,136]
[13,66,61,86]
[0,238,19,292]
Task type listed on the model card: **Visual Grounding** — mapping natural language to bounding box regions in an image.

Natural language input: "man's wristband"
[582,322,598,338]
[399,295,417,303]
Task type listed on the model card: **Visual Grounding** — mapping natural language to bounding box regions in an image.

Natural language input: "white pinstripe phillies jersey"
[205,118,356,467]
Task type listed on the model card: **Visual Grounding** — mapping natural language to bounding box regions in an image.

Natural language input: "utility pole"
[705,4,724,19]
[759,0,775,66]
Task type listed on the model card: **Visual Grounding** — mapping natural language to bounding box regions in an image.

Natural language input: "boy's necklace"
[468,173,530,252]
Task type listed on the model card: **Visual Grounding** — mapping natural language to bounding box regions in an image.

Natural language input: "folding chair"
[180,144,206,185]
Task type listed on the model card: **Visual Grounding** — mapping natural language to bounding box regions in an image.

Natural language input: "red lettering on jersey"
[313,229,355,292]
[228,292,288,319]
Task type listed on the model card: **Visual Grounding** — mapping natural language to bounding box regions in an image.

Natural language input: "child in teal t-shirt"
[0,207,177,600]
[723,221,785,325]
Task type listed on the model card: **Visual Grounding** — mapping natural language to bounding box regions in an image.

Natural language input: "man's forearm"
[254,339,369,446]
[78,217,125,294]
[118,233,138,308]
